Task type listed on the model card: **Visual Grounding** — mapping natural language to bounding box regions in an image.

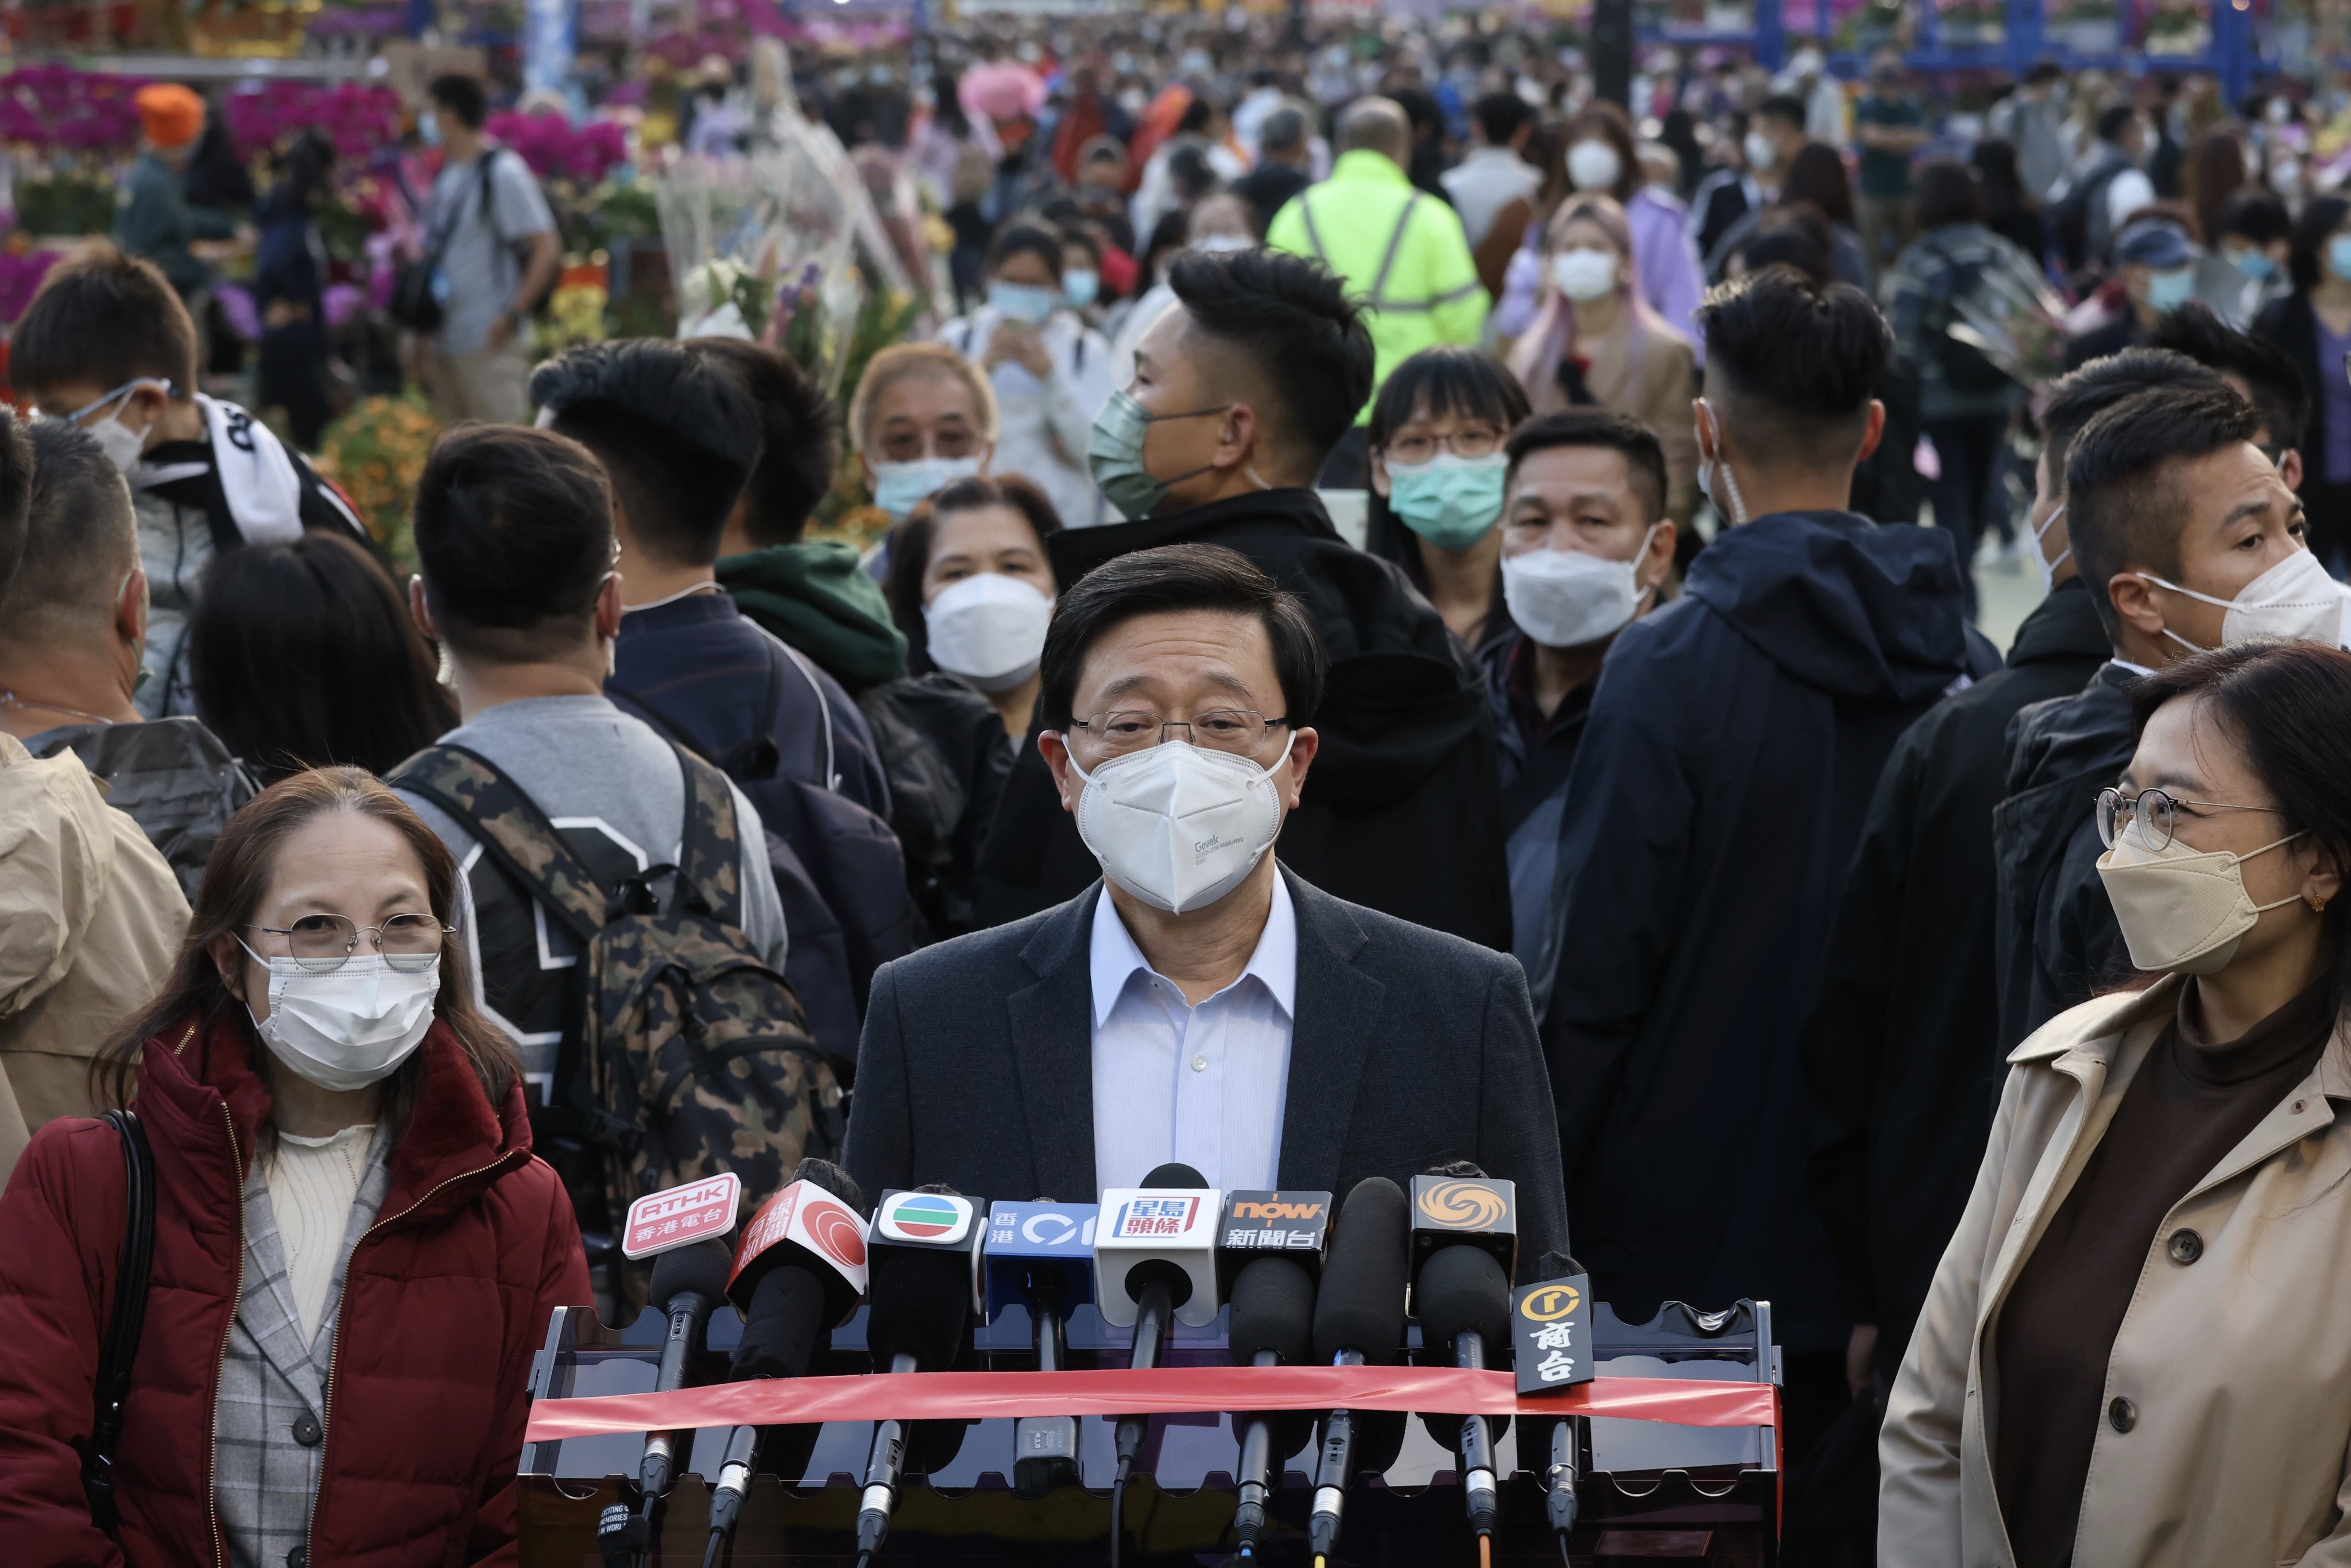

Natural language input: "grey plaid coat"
[214,1128,392,1568]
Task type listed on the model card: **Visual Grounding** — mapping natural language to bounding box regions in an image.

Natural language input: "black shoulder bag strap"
[83,1108,156,1535]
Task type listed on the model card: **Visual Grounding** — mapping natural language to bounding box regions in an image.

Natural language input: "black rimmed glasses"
[1068,708,1291,760]
[2096,787,2280,852]
[246,913,453,973]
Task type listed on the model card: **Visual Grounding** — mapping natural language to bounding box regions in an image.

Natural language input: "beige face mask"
[2097,826,2309,976]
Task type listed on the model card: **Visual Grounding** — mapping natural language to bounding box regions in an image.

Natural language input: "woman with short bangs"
[0,768,588,1565]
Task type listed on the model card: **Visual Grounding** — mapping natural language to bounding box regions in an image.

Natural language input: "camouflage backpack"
[390,741,842,1312]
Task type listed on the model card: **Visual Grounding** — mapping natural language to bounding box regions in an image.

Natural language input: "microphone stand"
[1454,1329,1500,1546]
[855,1350,921,1566]
[1110,1280,1175,1568]
[1230,1349,1280,1555]
[1308,1348,1368,1567]
[1015,1275,1079,1496]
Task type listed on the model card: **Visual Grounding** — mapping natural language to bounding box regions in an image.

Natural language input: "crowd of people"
[9,21,2351,1567]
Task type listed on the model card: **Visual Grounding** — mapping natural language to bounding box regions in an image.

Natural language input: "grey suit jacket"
[844,868,1569,1272]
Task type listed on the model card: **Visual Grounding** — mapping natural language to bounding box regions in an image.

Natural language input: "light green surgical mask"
[1386,454,1507,550]
[1087,389,1233,520]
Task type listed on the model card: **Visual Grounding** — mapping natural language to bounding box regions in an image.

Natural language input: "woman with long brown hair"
[0,768,588,1565]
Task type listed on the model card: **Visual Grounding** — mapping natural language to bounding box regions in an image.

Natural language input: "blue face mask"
[872,455,982,521]
[988,281,1060,325]
[1385,454,1508,551]
[1063,269,1100,309]
[419,109,441,148]
[2329,234,2351,285]
[2230,247,2278,282]
[2145,266,2197,315]
[1087,389,1235,520]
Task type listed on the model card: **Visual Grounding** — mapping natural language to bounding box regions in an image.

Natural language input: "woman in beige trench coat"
[1883,641,2351,1568]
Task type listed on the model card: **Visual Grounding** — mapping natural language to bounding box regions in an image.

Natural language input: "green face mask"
[1386,454,1508,551]
[1087,389,1232,520]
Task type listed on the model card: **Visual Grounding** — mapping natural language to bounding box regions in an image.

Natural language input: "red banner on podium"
[524,1364,1777,1443]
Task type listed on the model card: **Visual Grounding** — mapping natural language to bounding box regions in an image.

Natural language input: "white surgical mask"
[63,379,165,474]
[1744,129,1779,173]
[2034,502,2071,594]
[872,455,982,521]
[2098,824,2310,975]
[1565,140,1622,191]
[924,572,1053,692]
[1550,246,1620,302]
[2136,547,2343,652]
[1067,732,1296,914]
[1502,525,1660,648]
[238,942,440,1093]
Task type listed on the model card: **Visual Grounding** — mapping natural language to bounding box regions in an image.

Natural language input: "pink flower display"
[222,80,405,162]
[0,249,63,325]
[484,109,629,183]
[0,63,152,153]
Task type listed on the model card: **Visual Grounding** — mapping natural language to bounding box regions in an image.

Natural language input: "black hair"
[2288,195,2351,293]
[2219,189,2293,248]
[9,243,197,403]
[0,420,134,654]
[1362,347,1531,576]
[988,218,1066,282]
[530,339,760,567]
[413,425,616,663]
[1176,95,1217,136]
[188,532,457,785]
[688,338,843,549]
[1473,91,1534,147]
[428,73,490,131]
[886,474,1064,674]
[1782,141,1855,227]
[0,410,28,614]
[2096,103,2140,145]
[1037,542,1325,731]
[1695,265,1890,471]
[2040,347,2224,494]
[1914,158,1986,230]
[2127,641,2351,1005]
[1165,247,1375,479]
[1756,93,1807,131]
[1062,227,1103,268]
[2065,384,2263,639]
[1738,210,1835,283]
[1504,408,1670,523]
[2026,60,2063,86]
[1260,107,1308,156]
[2145,304,2312,451]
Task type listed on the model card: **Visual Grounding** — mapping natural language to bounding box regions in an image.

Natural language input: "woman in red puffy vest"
[0,766,591,1566]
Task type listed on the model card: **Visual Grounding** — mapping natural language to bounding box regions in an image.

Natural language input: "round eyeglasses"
[1067,708,1291,760]
[1380,428,1505,466]
[245,912,452,973]
[2096,787,2280,853]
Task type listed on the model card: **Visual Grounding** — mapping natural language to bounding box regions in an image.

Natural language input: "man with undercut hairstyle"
[975,245,1512,951]
[1544,265,1996,1465]
[1802,348,2227,1416]
[1992,380,2329,1047]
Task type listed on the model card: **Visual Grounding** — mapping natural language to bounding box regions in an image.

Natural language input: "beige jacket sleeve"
[1635,332,1701,528]
[1879,1057,2025,1567]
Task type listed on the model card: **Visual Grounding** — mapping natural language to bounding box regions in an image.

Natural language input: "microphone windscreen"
[792,1157,868,1215]
[1311,1178,1409,1366]
[730,1263,832,1380]
[1140,1162,1209,1188]
[1416,1244,1511,1353]
[649,1237,735,1310]
[1228,1257,1316,1366]
[867,1247,973,1370]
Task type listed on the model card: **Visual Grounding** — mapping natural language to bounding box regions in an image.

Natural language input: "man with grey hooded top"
[1542,264,1998,1468]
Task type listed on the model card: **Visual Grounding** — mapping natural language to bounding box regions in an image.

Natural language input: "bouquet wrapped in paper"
[1945,250,2071,390]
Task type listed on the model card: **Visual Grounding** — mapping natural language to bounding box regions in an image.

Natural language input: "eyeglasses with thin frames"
[244,912,453,973]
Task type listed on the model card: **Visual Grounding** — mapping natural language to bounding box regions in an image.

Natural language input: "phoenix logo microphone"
[1409,1169,1519,1562]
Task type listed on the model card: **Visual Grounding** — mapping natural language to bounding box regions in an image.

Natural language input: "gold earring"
[2311,893,2330,915]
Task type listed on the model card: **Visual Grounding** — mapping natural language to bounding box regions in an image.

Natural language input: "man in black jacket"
[1543,268,1997,1460]
[975,247,1513,949]
[1801,350,2222,1415]
[847,544,1567,1261]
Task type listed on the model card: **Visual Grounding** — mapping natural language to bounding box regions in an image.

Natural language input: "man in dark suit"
[845,543,1567,1267]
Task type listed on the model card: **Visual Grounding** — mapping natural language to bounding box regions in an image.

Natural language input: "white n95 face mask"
[1068,733,1296,914]
[1501,526,1659,649]
[2097,826,2309,976]
[2138,547,2344,651]
[924,572,1053,693]
[239,942,440,1092]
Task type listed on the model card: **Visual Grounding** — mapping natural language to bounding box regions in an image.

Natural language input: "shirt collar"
[1334,148,1409,187]
[1089,874,1298,1029]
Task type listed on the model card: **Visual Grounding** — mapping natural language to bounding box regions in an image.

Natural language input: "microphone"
[702,1160,870,1566]
[983,1198,1099,1496]
[1218,1190,1329,1558]
[855,1186,982,1566]
[1510,1252,1599,1545]
[1411,1169,1519,1553]
[1096,1163,1220,1568]
[1307,1177,1410,1567]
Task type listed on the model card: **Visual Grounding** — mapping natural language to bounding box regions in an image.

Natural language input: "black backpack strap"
[668,742,749,930]
[83,1109,154,1535]
[386,744,607,943]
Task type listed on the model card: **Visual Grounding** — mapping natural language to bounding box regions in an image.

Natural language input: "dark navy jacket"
[1543,509,1995,1354]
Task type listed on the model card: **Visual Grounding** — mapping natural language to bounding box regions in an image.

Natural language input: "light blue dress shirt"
[1088,877,1297,1195]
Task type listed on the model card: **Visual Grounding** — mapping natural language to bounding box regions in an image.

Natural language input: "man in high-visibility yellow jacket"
[1266,95,1489,482]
